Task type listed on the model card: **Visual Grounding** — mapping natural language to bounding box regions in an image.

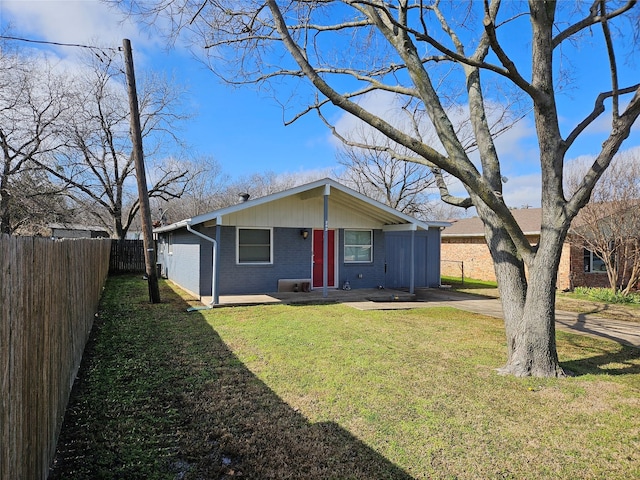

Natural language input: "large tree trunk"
[479,203,566,377]
[499,263,565,377]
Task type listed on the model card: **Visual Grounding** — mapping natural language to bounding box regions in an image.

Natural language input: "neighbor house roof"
[49,223,109,232]
[155,178,451,234]
[443,208,542,237]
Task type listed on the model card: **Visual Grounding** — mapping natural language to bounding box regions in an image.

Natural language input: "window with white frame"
[237,227,272,264]
[583,248,606,272]
[344,230,373,263]
[168,233,173,255]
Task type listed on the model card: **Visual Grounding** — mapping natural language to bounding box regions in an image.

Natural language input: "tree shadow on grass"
[560,336,640,377]
[176,318,414,479]
[50,277,414,480]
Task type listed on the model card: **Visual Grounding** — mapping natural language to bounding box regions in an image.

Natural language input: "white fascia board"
[382,223,417,232]
[153,219,190,234]
[425,221,453,229]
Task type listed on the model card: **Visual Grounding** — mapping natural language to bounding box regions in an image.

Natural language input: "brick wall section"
[569,250,609,288]
[566,240,614,289]
[441,237,496,281]
[557,242,572,290]
[441,235,573,290]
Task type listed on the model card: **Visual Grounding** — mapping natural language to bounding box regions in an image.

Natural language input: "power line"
[0,35,119,52]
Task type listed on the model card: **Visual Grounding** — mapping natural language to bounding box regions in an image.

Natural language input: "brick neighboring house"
[441,208,611,291]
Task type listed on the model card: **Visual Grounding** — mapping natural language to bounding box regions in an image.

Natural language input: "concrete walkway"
[405,289,640,348]
[206,288,639,348]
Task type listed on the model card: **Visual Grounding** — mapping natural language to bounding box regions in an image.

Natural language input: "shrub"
[573,287,640,304]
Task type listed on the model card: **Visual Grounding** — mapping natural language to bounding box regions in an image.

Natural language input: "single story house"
[440,207,613,290]
[48,223,110,239]
[154,178,450,304]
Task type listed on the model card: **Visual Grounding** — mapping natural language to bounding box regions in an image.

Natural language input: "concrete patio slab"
[200,287,639,348]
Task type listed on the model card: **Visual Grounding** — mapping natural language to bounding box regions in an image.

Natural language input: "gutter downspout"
[186,222,218,306]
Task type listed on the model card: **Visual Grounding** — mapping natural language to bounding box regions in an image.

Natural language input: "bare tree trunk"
[502,275,564,377]
[0,173,10,234]
[476,199,565,377]
[499,232,566,377]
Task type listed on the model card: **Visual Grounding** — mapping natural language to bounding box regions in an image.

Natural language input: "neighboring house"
[154,178,450,303]
[440,208,614,290]
[48,223,110,239]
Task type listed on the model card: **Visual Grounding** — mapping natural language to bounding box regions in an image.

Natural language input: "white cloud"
[330,89,537,163]
[502,174,542,208]
[329,89,443,150]
[1,0,147,54]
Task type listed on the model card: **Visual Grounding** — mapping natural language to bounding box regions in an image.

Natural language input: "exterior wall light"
[300,229,309,240]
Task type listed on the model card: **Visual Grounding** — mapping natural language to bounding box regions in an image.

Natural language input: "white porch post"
[323,184,330,298]
[214,218,221,304]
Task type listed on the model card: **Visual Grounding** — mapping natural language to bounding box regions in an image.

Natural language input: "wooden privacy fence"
[109,239,146,274]
[0,234,111,480]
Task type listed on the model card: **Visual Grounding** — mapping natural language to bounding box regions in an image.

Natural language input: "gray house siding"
[199,225,313,295]
[154,179,448,299]
[338,229,387,289]
[384,229,442,289]
[425,227,442,287]
[160,226,443,297]
[161,230,201,296]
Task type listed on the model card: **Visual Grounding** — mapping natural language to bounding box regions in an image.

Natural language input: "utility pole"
[122,38,161,303]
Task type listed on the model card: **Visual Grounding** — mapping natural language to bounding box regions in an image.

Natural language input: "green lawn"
[441,275,498,289]
[51,276,640,479]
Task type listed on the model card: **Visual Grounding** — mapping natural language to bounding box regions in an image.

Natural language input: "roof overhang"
[154,178,451,234]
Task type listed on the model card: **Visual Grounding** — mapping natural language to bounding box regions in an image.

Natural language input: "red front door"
[313,229,335,288]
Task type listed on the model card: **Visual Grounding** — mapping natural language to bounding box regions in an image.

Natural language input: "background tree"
[36,50,193,239]
[0,45,72,234]
[6,169,76,235]
[334,123,459,220]
[113,0,640,377]
[221,171,329,204]
[151,156,230,225]
[566,150,640,295]
[153,168,330,223]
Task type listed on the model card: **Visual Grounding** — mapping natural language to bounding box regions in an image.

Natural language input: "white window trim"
[344,229,373,263]
[236,227,273,265]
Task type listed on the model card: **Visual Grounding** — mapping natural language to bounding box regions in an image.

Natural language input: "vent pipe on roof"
[238,193,250,203]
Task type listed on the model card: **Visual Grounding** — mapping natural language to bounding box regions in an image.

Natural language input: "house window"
[583,248,606,272]
[344,230,373,263]
[168,233,173,255]
[237,228,272,264]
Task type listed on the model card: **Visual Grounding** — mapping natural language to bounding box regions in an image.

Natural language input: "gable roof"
[443,208,542,237]
[155,178,450,233]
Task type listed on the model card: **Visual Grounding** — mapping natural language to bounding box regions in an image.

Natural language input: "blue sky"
[0,0,340,178]
[1,0,639,210]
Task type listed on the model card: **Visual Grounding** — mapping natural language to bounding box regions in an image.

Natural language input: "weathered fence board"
[0,235,111,480]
